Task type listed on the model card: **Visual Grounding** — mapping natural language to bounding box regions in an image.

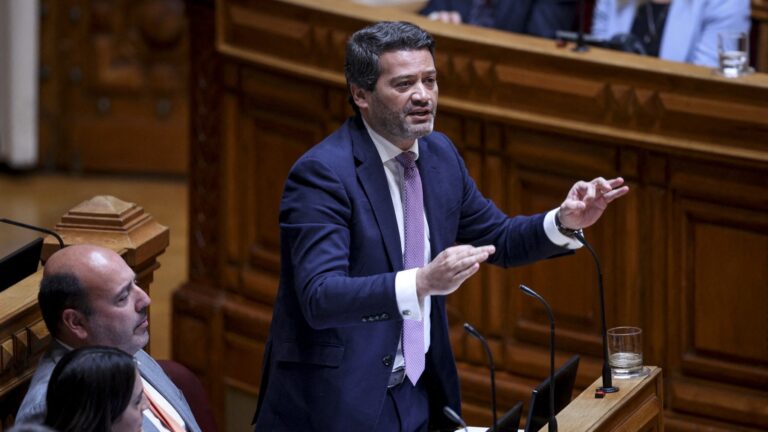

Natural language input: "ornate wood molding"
[42,195,169,290]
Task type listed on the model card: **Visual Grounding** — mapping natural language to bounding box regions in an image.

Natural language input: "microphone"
[573,231,618,394]
[443,406,468,432]
[556,31,647,55]
[573,0,588,52]
[0,218,65,249]
[556,31,609,48]
[464,322,497,432]
[519,284,557,432]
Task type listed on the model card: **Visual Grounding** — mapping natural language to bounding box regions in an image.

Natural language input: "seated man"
[420,0,578,39]
[16,244,201,432]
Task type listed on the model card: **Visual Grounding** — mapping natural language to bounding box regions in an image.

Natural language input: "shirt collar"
[361,117,419,164]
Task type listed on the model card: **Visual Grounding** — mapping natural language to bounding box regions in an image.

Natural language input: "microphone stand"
[519,284,557,432]
[0,218,65,249]
[573,231,618,394]
[443,406,469,432]
[464,323,497,431]
[573,0,588,52]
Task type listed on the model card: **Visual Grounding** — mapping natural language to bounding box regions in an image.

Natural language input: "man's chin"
[410,125,433,139]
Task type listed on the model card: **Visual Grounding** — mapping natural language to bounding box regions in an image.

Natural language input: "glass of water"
[717,31,753,78]
[608,326,645,378]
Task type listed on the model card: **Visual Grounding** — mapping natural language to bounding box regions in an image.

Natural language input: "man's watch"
[555,210,583,238]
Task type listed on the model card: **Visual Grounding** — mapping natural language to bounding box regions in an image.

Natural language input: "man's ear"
[61,308,89,341]
[350,84,369,111]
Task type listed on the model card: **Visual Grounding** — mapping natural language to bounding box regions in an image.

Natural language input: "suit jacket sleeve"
[689,0,751,66]
[280,156,399,330]
[420,0,470,18]
[523,0,578,38]
[427,132,566,267]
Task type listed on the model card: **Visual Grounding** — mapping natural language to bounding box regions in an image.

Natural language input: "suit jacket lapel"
[418,136,449,259]
[136,351,198,432]
[350,118,403,271]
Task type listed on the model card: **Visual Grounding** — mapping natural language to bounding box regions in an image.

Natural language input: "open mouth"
[408,109,433,120]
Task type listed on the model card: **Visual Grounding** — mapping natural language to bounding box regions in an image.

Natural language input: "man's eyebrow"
[389,69,438,82]
[113,276,135,301]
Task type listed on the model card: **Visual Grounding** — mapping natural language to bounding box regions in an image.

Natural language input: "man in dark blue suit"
[252,21,628,432]
[421,0,577,39]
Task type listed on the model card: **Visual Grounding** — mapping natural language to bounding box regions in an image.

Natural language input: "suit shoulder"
[421,131,462,160]
[295,122,356,168]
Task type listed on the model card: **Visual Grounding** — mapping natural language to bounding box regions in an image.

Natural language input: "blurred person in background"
[591,0,751,66]
[421,0,578,39]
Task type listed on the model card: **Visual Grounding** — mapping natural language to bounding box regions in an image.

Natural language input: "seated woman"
[591,0,751,66]
[44,346,148,432]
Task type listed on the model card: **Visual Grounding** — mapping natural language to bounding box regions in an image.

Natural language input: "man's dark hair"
[38,273,92,338]
[344,21,435,114]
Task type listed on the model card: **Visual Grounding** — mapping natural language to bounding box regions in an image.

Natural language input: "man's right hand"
[416,244,495,301]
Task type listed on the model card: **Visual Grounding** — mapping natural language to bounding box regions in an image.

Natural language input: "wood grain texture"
[38,0,189,174]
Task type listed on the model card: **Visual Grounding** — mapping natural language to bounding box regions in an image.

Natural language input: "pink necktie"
[396,151,426,385]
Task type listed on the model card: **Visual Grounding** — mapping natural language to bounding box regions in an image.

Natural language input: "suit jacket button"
[382,313,389,320]
[382,355,393,367]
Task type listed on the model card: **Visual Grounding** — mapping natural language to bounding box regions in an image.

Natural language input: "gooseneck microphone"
[443,406,469,432]
[464,322,497,431]
[573,231,619,394]
[519,284,557,432]
[574,0,588,52]
[0,218,65,249]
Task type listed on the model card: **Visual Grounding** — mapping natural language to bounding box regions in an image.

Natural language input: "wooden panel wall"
[38,0,189,174]
[175,0,768,430]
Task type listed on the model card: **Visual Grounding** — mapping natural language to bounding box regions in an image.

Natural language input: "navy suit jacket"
[420,0,577,38]
[252,117,568,431]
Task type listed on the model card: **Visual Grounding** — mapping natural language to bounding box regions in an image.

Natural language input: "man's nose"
[411,83,429,102]
[135,285,151,309]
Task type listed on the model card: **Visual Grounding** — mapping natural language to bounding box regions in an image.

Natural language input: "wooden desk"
[553,367,663,432]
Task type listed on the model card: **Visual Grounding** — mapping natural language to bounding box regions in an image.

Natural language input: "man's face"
[356,49,438,150]
[79,251,151,355]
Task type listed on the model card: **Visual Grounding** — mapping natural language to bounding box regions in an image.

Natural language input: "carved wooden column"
[41,195,169,292]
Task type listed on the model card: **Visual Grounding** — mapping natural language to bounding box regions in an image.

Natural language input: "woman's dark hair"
[344,21,435,113]
[44,346,138,432]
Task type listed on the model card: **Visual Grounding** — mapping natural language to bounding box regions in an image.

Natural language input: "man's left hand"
[558,177,629,230]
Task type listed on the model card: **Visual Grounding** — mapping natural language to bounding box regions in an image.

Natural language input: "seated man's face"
[79,250,151,354]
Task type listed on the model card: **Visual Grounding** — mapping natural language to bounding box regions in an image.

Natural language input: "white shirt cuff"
[544,208,583,250]
[395,268,423,321]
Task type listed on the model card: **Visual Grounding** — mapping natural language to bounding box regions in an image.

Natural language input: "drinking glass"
[608,326,644,378]
[717,31,753,78]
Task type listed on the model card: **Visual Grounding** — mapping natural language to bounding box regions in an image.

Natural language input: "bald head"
[44,244,119,281]
[39,245,151,354]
